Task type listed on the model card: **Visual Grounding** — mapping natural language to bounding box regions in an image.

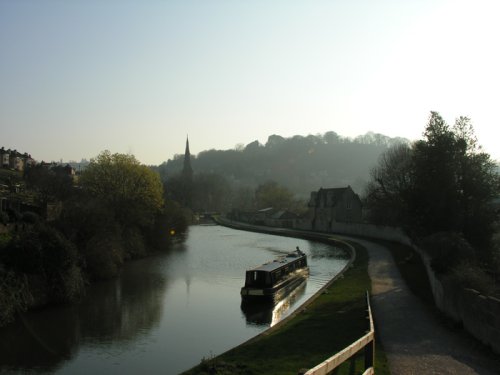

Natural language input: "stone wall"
[295,220,412,246]
[413,244,500,354]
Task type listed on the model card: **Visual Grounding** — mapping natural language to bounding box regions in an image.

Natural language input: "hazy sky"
[1,0,499,164]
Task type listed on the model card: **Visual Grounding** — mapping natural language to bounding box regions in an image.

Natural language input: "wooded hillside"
[158,131,408,198]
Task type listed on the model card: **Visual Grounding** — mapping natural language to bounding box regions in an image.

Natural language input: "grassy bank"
[182,241,389,375]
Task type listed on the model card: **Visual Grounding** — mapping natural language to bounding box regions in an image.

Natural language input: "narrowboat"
[241,247,309,303]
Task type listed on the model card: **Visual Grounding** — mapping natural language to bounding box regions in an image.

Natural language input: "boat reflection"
[241,278,307,327]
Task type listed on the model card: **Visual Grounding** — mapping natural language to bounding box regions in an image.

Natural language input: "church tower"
[182,136,193,181]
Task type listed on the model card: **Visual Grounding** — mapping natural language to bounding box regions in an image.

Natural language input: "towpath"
[344,237,500,375]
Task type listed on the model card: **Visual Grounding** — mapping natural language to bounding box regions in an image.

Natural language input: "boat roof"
[248,253,305,273]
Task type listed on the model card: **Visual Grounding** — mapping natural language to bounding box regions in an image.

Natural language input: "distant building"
[0,148,9,168]
[0,147,35,171]
[228,207,298,228]
[298,186,363,231]
[63,164,76,176]
[266,209,299,228]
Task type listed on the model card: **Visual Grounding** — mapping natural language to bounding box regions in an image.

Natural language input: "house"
[299,186,362,231]
[0,148,35,171]
[0,148,10,168]
[63,164,76,176]
[8,150,22,170]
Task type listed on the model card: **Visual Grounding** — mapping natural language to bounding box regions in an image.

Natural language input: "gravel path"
[343,237,500,375]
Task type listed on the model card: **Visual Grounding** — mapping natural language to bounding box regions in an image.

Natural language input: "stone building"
[298,186,362,231]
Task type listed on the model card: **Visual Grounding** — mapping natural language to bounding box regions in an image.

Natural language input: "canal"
[0,225,349,375]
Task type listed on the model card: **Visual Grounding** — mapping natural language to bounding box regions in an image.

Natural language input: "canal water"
[0,225,349,375]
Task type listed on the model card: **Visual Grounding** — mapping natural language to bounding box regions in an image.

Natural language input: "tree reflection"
[0,256,169,372]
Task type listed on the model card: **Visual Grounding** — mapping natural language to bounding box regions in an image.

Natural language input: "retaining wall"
[413,244,500,353]
[295,221,413,246]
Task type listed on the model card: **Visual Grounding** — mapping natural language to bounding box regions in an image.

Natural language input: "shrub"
[122,226,146,259]
[0,225,86,304]
[21,211,39,224]
[1,229,45,274]
[83,233,124,280]
[444,261,495,296]
[55,264,86,303]
[0,270,30,327]
[147,204,189,251]
[0,233,12,250]
[421,232,475,274]
[6,208,21,222]
[0,211,9,225]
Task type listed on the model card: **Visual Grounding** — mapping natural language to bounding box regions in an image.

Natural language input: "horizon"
[1,1,499,164]
[0,128,411,165]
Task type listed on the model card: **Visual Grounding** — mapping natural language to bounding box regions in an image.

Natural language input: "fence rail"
[301,291,375,375]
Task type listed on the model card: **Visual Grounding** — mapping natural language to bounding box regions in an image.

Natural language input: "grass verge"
[182,241,390,375]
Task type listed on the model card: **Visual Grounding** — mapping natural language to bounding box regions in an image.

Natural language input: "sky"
[1,0,499,164]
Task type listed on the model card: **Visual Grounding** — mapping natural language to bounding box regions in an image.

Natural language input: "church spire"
[182,135,193,180]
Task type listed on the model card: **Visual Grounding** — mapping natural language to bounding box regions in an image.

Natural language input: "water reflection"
[241,279,307,326]
[0,255,170,373]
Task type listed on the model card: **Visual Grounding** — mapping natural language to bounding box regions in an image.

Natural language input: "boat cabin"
[244,250,307,288]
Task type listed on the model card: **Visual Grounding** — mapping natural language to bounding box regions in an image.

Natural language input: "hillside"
[158,131,408,198]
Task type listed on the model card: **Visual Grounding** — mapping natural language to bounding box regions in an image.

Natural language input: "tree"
[412,112,499,248]
[255,181,296,211]
[365,112,499,253]
[79,151,164,227]
[364,143,413,225]
[24,164,74,204]
[191,173,231,212]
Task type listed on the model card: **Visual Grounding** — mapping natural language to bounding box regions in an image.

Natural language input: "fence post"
[365,291,375,371]
[364,339,374,369]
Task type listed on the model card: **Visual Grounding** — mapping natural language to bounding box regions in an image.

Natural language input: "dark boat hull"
[241,278,307,325]
[240,268,309,303]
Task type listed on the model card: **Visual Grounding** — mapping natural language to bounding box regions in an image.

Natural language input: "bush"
[444,261,495,296]
[6,208,21,222]
[0,211,9,225]
[55,264,86,303]
[421,232,475,274]
[57,195,118,248]
[1,229,45,274]
[0,270,30,327]
[147,203,189,251]
[21,211,39,224]
[0,225,86,304]
[122,226,146,259]
[0,233,12,250]
[83,233,124,280]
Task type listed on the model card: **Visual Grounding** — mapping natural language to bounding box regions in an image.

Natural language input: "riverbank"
[182,222,390,375]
